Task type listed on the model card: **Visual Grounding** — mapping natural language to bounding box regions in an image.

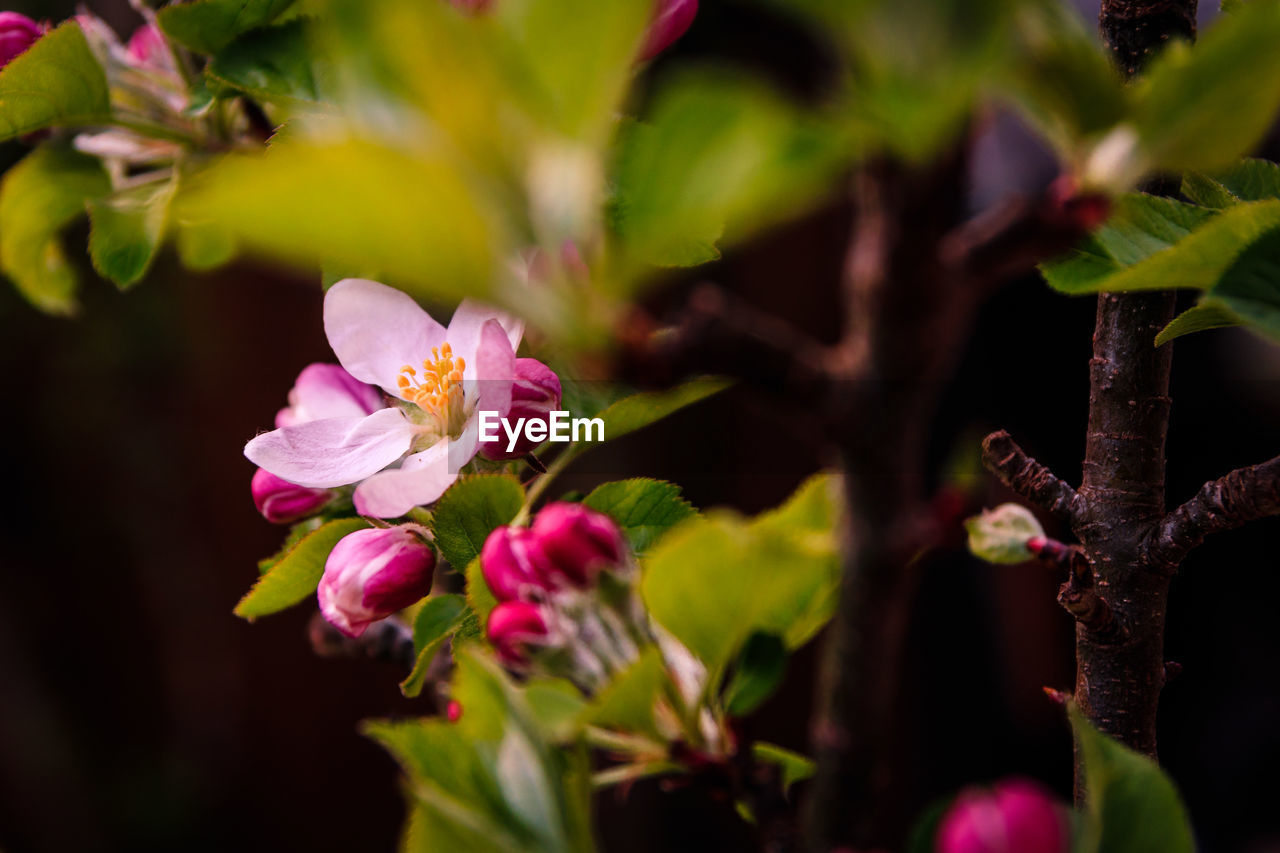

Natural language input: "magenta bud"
[276,363,384,428]
[937,779,1068,853]
[639,0,697,61]
[480,525,557,602]
[125,23,167,68]
[0,12,42,68]
[479,358,562,460]
[318,526,436,638]
[251,468,334,524]
[486,600,550,666]
[531,502,625,587]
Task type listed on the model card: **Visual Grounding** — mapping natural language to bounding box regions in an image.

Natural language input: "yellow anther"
[397,375,411,388]
[399,364,416,375]
[441,342,452,357]
[455,357,465,372]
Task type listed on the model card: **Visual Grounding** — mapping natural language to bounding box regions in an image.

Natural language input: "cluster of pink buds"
[482,503,644,690]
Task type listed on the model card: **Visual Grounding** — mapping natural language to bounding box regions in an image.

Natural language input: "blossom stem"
[518,442,580,522]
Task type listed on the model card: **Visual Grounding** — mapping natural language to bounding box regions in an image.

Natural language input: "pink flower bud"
[531,502,625,587]
[125,23,168,69]
[486,600,550,665]
[639,0,697,61]
[318,526,436,637]
[937,779,1068,853]
[276,363,384,428]
[481,525,557,602]
[0,12,42,68]
[479,358,562,460]
[251,468,333,524]
[449,0,494,12]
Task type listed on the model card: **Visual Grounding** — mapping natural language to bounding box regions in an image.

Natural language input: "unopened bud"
[276,363,384,428]
[532,502,626,587]
[125,23,171,71]
[937,779,1068,853]
[964,503,1044,565]
[318,526,436,637]
[479,358,562,460]
[0,12,42,68]
[480,525,557,602]
[639,0,698,61]
[251,468,333,524]
[486,600,550,666]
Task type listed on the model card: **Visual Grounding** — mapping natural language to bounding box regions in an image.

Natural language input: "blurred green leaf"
[964,503,1043,565]
[593,379,729,444]
[1202,225,1280,341]
[723,632,787,716]
[1134,0,1280,172]
[400,594,469,698]
[234,517,370,619]
[175,215,237,271]
[0,145,110,314]
[430,474,525,571]
[582,647,667,741]
[1183,158,1280,208]
[158,0,299,55]
[208,18,322,104]
[1155,299,1243,346]
[87,176,177,289]
[183,136,500,301]
[611,77,844,270]
[522,679,588,743]
[0,23,110,142]
[751,742,815,794]
[581,479,696,556]
[466,556,499,625]
[1068,700,1194,853]
[641,474,841,681]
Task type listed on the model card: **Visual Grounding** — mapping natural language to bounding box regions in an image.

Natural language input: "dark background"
[2,1,1278,851]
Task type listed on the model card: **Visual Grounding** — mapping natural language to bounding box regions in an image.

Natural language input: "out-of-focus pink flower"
[318,525,436,637]
[125,23,168,69]
[481,525,558,601]
[486,600,550,665]
[0,12,42,68]
[532,502,625,587]
[639,0,697,61]
[245,279,524,517]
[478,358,562,460]
[251,468,333,524]
[936,779,1067,853]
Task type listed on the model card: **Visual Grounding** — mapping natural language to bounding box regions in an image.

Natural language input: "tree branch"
[981,430,1082,522]
[1147,454,1280,571]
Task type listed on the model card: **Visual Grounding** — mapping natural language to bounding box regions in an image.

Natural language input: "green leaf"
[158,0,299,55]
[465,556,499,625]
[641,474,841,681]
[0,22,110,142]
[1204,225,1280,341]
[256,517,322,574]
[430,474,525,571]
[1068,700,1195,853]
[400,594,469,698]
[0,145,110,314]
[1154,299,1243,346]
[87,177,177,289]
[723,632,787,716]
[1040,194,1218,294]
[611,76,844,270]
[182,136,500,301]
[750,742,815,794]
[1134,0,1280,172]
[964,503,1044,565]
[593,379,729,444]
[175,216,237,271]
[581,647,667,740]
[1183,158,1280,208]
[522,679,588,743]
[581,479,696,556]
[208,19,322,104]
[234,517,370,619]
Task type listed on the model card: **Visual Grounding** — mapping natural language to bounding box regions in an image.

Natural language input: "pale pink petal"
[244,408,414,488]
[353,440,458,518]
[324,279,447,393]
[276,363,384,428]
[447,299,524,373]
[468,319,515,419]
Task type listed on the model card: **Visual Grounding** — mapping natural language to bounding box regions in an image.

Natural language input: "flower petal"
[324,279,447,393]
[468,319,516,419]
[245,407,413,488]
[276,363,384,428]
[353,418,482,517]
[447,299,524,372]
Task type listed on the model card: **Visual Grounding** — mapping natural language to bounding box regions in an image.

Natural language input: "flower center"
[397,343,466,436]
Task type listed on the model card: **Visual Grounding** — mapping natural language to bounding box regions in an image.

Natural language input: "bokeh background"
[2,1,1278,850]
